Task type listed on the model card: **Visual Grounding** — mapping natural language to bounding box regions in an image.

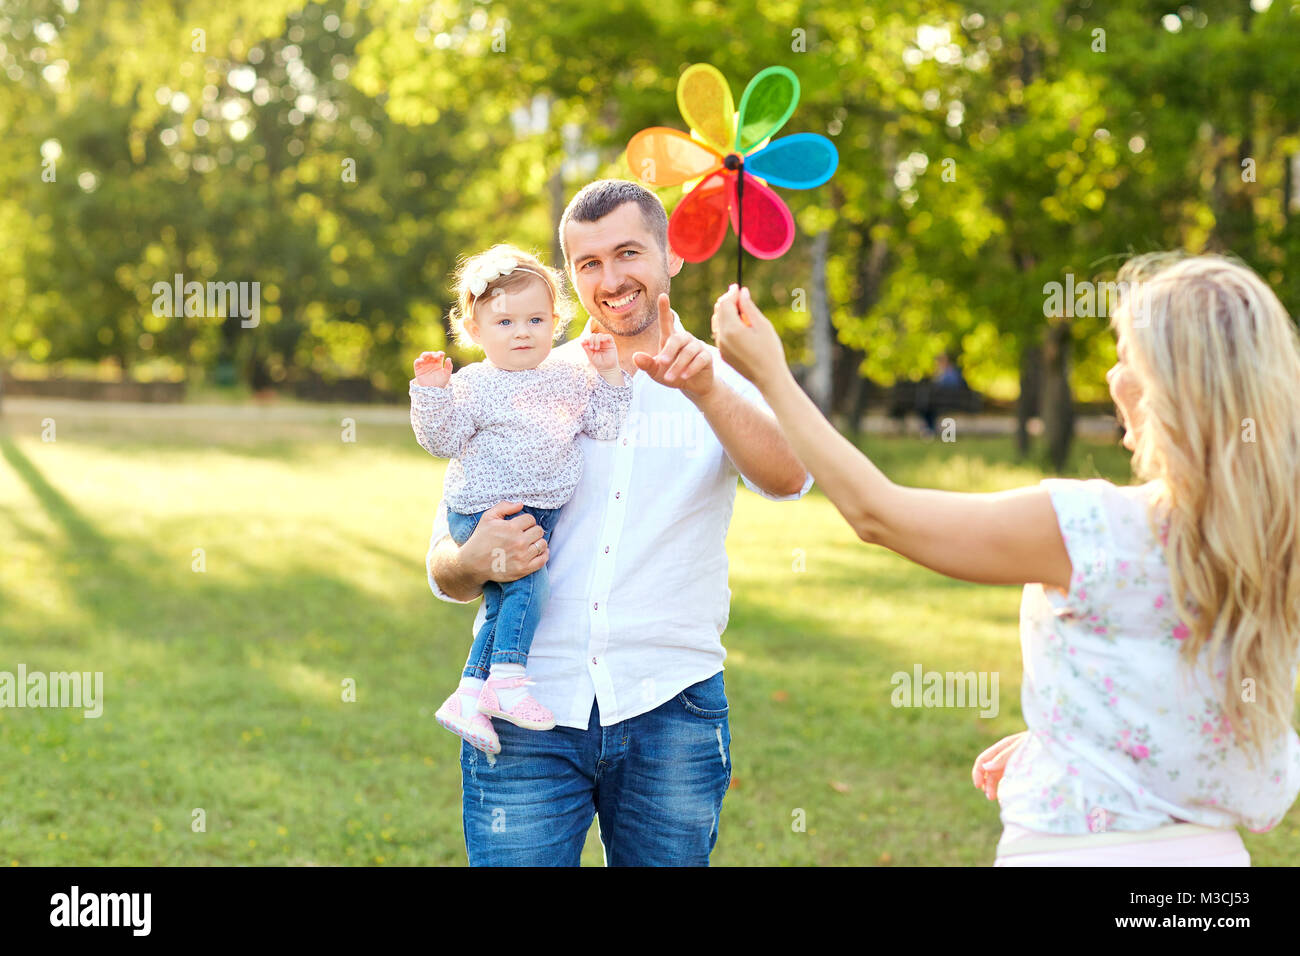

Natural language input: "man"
[426,179,811,865]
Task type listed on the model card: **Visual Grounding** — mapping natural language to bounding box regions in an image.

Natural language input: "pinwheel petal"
[744,133,839,189]
[626,127,722,187]
[730,173,795,259]
[669,171,733,262]
[735,66,799,153]
[677,64,736,156]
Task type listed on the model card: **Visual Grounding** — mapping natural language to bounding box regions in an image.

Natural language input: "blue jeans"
[460,670,733,866]
[446,505,560,678]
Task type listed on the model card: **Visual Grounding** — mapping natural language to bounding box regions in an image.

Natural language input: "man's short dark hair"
[558,179,670,268]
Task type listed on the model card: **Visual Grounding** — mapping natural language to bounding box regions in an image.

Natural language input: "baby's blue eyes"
[498,317,546,326]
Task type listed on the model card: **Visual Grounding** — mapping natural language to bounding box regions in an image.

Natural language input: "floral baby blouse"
[409,354,631,515]
[999,478,1300,835]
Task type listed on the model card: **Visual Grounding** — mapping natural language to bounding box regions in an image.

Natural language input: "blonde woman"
[711,254,1300,865]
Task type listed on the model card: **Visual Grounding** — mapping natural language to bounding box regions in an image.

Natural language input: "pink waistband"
[995,823,1250,867]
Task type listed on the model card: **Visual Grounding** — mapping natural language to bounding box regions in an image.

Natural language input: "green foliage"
[1,0,1298,401]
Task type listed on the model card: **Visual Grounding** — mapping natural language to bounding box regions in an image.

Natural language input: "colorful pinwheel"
[626,63,838,284]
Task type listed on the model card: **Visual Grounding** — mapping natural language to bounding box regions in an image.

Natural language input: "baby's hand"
[414,350,452,387]
[580,333,619,373]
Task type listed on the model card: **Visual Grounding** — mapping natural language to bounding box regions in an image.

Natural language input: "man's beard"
[593,279,664,338]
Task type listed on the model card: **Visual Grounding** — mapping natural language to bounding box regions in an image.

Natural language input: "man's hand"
[414,350,453,388]
[632,292,714,400]
[457,501,548,584]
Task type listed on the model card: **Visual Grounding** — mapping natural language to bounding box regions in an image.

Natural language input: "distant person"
[713,254,1300,866]
[920,352,968,435]
[934,352,965,388]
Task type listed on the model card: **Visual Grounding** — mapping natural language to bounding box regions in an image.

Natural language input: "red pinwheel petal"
[729,173,795,259]
[626,127,723,187]
[669,172,732,262]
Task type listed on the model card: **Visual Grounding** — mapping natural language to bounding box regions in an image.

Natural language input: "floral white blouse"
[999,478,1300,835]
[409,354,631,515]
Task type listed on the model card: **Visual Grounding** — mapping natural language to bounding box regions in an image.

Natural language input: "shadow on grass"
[1,435,477,862]
[1,437,115,560]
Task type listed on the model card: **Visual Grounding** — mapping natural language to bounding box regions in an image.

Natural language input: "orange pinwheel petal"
[626,127,722,187]
[669,171,732,262]
[676,63,736,156]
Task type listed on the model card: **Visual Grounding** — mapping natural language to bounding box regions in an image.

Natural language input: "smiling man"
[425,179,811,866]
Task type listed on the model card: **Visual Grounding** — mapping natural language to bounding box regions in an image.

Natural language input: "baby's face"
[468,279,556,371]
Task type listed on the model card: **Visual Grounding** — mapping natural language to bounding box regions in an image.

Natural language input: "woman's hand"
[711,285,792,388]
[971,731,1029,801]
[414,350,452,387]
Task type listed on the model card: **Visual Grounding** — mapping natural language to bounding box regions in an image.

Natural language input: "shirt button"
[593,601,598,610]
[622,438,628,445]
[592,657,598,665]
[615,492,621,499]
[604,546,609,554]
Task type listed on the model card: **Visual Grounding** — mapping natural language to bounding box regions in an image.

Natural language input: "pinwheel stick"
[725,153,745,287]
[737,166,745,288]
[724,153,751,326]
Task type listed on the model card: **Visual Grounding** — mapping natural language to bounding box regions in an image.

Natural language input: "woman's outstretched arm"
[713,286,1072,590]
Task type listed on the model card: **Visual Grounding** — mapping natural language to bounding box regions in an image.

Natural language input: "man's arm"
[631,291,808,498]
[689,378,809,498]
[429,535,485,603]
[427,499,551,602]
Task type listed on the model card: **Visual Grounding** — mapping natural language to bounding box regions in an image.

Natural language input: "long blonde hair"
[1112,253,1300,763]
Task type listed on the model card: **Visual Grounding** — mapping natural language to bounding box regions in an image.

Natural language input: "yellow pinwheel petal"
[677,63,736,156]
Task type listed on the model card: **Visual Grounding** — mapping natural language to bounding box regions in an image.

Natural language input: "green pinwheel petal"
[735,66,799,153]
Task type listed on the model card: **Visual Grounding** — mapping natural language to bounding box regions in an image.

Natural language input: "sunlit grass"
[1,410,1296,866]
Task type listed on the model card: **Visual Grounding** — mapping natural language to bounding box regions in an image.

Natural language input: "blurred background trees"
[1,0,1297,466]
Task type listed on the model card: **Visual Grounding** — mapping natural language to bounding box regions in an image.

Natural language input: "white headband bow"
[468,257,551,302]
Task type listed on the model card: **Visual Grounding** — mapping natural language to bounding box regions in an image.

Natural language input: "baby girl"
[410,244,631,754]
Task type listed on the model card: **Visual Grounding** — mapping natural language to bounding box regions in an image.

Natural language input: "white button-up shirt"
[425,314,813,729]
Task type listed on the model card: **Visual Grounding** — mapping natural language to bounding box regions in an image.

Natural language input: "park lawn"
[1,406,1298,866]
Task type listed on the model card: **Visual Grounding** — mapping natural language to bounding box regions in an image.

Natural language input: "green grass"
[1,406,1297,866]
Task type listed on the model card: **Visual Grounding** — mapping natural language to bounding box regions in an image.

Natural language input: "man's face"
[565,202,683,337]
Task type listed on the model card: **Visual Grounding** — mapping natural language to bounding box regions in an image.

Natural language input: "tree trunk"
[807,229,833,415]
[549,163,565,273]
[834,343,869,439]
[1040,319,1074,472]
[1286,151,1298,228]
[1016,344,1040,458]
[836,217,891,436]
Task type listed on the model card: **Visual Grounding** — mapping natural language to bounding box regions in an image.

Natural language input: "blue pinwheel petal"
[744,133,839,190]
